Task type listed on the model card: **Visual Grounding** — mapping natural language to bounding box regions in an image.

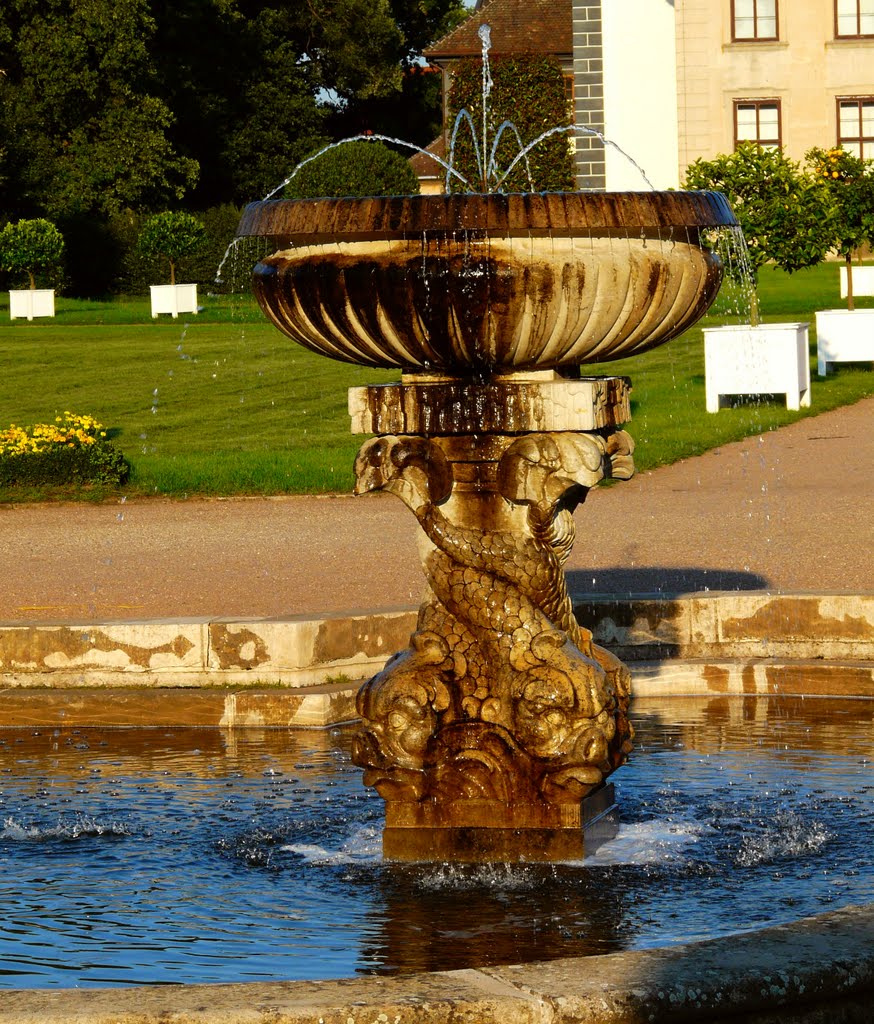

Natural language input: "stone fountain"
[236,188,736,861]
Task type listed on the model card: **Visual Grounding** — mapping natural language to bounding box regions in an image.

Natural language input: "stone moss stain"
[0,626,194,671]
[721,596,873,642]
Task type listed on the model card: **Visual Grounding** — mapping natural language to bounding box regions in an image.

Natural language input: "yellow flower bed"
[0,412,128,487]
[0,412,107,456]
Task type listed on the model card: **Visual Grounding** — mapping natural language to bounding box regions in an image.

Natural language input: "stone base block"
[382,783,617,863]
[349,375,631,435]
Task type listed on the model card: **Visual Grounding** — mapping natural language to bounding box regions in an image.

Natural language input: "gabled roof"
[409,136,447,180]
[426,0,572,60]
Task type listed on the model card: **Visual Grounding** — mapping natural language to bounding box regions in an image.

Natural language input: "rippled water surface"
[1,695,872,988]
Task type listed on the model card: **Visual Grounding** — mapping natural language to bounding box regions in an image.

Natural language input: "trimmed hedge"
[284,139,420,199]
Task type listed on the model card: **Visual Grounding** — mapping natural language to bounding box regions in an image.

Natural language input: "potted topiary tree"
[0,218,65,321]
[684,143,834,411]
[805,146,874,376]
[138,211,206,318]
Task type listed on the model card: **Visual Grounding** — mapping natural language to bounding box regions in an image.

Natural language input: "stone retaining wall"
[577,592,874,662]
[0,593,871,728]
[0,610,418,689]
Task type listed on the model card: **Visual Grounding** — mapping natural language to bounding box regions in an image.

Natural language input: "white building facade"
[574,0,874,190]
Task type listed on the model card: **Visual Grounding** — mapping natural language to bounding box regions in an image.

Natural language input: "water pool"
[1,694,872,989]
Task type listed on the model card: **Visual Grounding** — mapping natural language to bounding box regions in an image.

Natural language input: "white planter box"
[840,265,874,299]
[9,289,55,320]
[815,309,874,376]
[703,322,811,412]
[150,283,199,319]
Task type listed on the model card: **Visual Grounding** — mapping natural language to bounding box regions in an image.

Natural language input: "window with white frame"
[835,0,874,38]
[732,0,778,41]
[838,98,874,158]
[734,100,781,149]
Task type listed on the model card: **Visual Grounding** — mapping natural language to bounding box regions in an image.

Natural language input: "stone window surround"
[836,95,874,158]
[733,97,783,150]
[730,0,779,43]
[834,0,874,38]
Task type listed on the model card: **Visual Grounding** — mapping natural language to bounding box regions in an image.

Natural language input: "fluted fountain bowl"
[236,191,737,374]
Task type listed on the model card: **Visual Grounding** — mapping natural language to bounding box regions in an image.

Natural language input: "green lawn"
[0,262,871,501]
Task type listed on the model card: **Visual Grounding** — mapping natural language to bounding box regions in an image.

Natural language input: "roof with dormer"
[425,0,572,61]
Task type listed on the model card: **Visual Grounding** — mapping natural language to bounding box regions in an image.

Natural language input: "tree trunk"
[846,254,855,311]
[28,271,35,290]
[169,260,176,286]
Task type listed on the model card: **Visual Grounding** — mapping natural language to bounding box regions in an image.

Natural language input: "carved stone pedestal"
[350,374,635,863]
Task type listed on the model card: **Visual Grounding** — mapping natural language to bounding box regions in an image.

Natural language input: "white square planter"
[9,289,55,320]
[150,283,199,319]
[815,309,874,375]
[840,265,874,299]
[703,322,811,412]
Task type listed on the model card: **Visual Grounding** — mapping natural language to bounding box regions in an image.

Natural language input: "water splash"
[492,123,656,192]
[215,236,249,288]
[487,120,532,187]
[478,23,493,190]
[585,820,711,866]
[444,24,655,193]
[709,224,756,324]
[1,815,131,841]
[734,811,833,868]
[417,861,544,891]
[447,109,485,192]
[281,824,381,864]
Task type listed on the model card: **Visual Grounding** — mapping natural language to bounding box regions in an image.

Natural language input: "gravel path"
[1,397,871,625]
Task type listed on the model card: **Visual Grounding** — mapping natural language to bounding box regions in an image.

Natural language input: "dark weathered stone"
[236,192,735,373]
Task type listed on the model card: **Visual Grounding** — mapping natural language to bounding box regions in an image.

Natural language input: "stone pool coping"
[0,591,871,728]
[2,903,872,1023]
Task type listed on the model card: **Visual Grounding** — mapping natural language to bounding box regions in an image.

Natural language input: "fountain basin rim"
[235,190,737,246]
[7,903,874,1022]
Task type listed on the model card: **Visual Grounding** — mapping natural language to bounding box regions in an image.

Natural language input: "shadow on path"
[567,566,771,597]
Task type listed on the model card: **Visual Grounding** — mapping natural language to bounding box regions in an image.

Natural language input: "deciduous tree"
[684,143,834,324]
[149,0,465,204]
[0,218,65,289]
[137,211,207,285]
[805,146,874,310]
[0,0,197,218]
